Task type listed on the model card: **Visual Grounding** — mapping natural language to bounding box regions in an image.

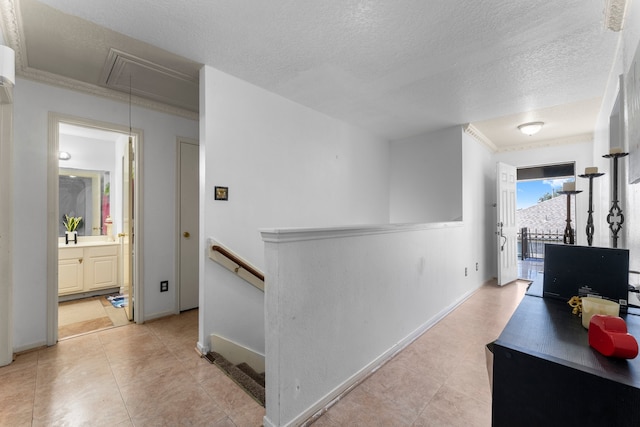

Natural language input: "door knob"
[183,231,190,238]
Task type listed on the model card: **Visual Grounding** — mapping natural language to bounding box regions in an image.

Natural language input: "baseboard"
[210,334,265,373]
[58,287,120,302]
[143,309,179,322]
[13,341,47,354]
[196,341,209,356]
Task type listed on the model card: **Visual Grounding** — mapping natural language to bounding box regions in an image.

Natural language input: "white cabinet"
[58,244,119,296]
[85,245,118,291]
[58,248,84,295]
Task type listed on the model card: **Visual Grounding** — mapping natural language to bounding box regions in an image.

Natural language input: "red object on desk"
[589,315,639,359]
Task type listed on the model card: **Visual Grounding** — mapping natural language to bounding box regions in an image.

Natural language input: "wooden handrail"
[211,245,265,282]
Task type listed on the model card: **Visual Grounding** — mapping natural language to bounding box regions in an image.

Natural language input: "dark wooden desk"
[492,294,640,426]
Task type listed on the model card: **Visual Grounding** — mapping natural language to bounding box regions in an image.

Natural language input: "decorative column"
[558,182,582,245]
[603,151,628,248]
[578,168,604,246]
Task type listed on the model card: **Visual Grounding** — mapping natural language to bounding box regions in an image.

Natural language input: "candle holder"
[603,152,629,248]
[578,172,605,246]
[557,190,582,245]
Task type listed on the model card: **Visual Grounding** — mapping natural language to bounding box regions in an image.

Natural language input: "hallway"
[0,280,528,426]
[0,309,265,426]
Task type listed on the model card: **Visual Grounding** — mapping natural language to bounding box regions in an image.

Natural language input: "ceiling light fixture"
[58,151,71,160]
[518,122,544,136]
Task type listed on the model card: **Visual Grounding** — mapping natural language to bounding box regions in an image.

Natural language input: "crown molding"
[0,0,25,67]
[20,66,198,120]
[605,0,627,32]
[463,123,497,152]
[0,0,198,121]
[497,132,594,152]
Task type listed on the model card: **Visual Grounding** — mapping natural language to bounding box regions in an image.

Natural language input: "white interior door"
[179,140,199,311]
[496,162,518,286]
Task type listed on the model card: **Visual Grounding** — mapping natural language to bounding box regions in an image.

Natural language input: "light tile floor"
[313,280,529,427]
[0,280,528,426]
[58,295,131,339]
[1,309,265,426]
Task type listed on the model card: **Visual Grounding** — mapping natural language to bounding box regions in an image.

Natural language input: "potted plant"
[63,214,82,244]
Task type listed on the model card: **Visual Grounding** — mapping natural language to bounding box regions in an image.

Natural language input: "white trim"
[196,341,209,356]
[46,115,58,345]
[13,341,46,354]
[463,123,497,152]
[211,333,265,372]
[47,113,144,347]
[175,136,199,314]
[0,100,13,366]
[605,0,627,32]
[260,221,463,243]
[496,132,594,153]
[143,309,178,322]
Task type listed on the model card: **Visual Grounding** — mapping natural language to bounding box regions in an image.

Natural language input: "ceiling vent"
[100,48,198,112]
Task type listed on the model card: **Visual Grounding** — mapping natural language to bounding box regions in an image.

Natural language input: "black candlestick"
[578,172,605,246]
[603,152,629,248]
[557,190,582,245]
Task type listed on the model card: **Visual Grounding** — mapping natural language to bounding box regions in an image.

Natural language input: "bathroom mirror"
[59,168,110,237]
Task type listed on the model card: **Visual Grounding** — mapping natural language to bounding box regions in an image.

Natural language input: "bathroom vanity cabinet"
[58,242,119,296]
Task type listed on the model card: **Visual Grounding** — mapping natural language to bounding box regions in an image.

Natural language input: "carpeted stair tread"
[205,352,265,407]
[236,362,266,388]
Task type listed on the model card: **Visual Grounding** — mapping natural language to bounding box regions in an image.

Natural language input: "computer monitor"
[543,244,629,309]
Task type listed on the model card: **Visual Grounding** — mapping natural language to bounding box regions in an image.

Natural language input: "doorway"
[177,137,199,311]
[47,113,143,344]
[515,162,576,280]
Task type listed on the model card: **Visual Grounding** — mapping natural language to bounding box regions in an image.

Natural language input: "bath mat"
[107,295,127,308]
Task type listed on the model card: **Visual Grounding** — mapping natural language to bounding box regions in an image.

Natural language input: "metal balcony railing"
[518,227,565,260]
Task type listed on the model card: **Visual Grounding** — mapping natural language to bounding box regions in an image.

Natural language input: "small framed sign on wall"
[215,186,228,201]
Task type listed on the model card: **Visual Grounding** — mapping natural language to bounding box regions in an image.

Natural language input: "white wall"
[616,2,640,270]
[59,134,117,173]
[462,130,499,280]
[12,78,198,350]
[390,127,463,223]
[262,127,496,426]
[262,223,467,427]
[493,140,595,246]
[199,66,390,356]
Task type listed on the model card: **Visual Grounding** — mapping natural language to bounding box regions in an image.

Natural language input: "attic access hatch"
[100,48,198,112]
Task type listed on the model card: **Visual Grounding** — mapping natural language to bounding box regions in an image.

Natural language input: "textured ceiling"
[3,0,627,148]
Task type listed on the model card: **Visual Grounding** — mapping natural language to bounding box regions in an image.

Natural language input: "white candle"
[610,147,623,154]
[585,167,598,174]
[563,182,575,192]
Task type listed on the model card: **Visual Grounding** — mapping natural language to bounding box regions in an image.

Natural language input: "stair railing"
[208,240,265,291]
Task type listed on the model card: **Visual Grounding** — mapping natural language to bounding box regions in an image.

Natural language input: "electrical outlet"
[465,267,468,277]
[160,280,169,292]
[476,262,479,271]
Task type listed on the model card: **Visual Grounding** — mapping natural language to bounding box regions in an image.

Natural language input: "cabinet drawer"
[85,245,118,257]
[59,248,83,260]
